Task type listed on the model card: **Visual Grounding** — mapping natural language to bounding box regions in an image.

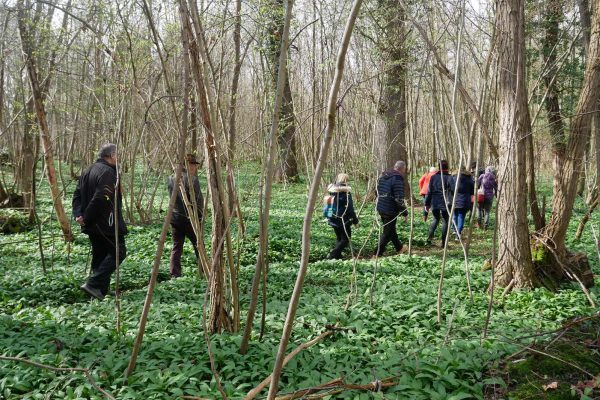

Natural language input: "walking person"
[324,173,358,259]
[477,166,497,230]
[375,161,408,256]
[424,160,452,246]
[449,166,474,239]
[419,166,437,221]
[167,154,204,278]
[72,143,127,300]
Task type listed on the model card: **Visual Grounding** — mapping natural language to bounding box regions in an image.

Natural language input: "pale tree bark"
[17,2,73,242]
[240,0,294,355]
[267,0,362,397]
[376,0,407,173]
[493,0,535,289]
[543,0,600,259]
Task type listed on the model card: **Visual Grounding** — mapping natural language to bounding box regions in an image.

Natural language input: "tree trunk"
[493,0,535,289]
[376,0,407,173]
[18,3,73,242]
[275,78,298,181]
[543,0,600,259]
[268,0,299,182]
[181,0,234,333]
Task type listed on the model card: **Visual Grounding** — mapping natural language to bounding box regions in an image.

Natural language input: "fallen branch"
[274,377,398,400]
[0,355,115,399]
[244,330,334,400]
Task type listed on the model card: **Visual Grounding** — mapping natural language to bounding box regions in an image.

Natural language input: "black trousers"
[170,221,199,277]
[87,233,126,295]
[428,209,450,245]
[329,224,352,259]
[376,213,402,256]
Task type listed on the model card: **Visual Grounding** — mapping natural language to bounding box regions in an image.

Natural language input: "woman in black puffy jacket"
[326,173,359,259]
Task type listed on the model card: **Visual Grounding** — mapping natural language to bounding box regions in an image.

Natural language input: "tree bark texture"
[493,0,535,289]
[377,0,407,173]
[543,0,600,257]
[267,0,299,182]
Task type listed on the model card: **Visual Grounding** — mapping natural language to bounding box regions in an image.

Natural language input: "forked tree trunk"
[543,0,600,260]
[18,4,73,242]
[493,0,535,289]
[181,0,234,333]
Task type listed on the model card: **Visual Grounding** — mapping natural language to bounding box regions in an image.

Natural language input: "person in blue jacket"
[424,160,452,246]
[326,173,359,259]
[375,161,407,256]
[449,166,475,238]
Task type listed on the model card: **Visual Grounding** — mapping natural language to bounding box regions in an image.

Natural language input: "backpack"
[322,194,337,218]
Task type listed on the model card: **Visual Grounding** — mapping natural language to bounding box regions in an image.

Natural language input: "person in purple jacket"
[477,166,497,230]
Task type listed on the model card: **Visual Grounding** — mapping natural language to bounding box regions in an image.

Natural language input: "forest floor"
[0,166,599,399]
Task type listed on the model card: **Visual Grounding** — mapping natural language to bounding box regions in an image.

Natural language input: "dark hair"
[98,143,117,159]
[439,159,449,171]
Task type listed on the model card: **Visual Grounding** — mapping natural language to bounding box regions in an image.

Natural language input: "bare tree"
[493,0,535,289]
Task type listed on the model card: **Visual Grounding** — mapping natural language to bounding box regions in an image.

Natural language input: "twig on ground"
[244,330,334,400]
[0,355,115,399]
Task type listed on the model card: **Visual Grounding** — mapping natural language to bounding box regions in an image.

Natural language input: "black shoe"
[426,239,433,246]
[80,283,104,300]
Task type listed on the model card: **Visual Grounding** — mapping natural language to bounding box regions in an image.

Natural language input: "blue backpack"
[323,194,337,218]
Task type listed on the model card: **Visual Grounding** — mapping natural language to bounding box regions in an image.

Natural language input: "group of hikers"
[73,144,204,300]
[72,143,497,300]
[323,159,498,260]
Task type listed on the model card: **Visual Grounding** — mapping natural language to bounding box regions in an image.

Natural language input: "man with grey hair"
[375,160,407,256]
[73,143,127,300]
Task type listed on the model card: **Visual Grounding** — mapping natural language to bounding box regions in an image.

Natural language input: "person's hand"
[75,216,85,226]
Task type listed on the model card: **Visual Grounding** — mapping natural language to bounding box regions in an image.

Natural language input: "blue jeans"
[453,208,469,236]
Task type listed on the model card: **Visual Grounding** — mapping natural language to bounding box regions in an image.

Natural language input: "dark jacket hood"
[380,170,403,180]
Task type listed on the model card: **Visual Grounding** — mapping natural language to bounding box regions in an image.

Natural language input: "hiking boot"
[80,283,104,300]
[425,239,433,246]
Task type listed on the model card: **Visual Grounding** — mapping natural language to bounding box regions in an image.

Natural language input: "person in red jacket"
[419,167,437,197]
[419,167,437,221]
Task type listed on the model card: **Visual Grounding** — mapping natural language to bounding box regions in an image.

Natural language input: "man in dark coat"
[73,143,127,300]
[167,154,204,278]
[375,160,408,256]
[425,159,452,246]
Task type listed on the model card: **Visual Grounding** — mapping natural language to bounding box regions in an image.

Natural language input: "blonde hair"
[336,173,349,185]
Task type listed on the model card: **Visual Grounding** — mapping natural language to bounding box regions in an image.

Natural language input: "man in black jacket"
[73,143,127,300]
[424,160,452,246]
[375,160,408,256]
[167,154,204,278]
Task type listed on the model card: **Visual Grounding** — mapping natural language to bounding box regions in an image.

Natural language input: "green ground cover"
[0,167,598,399]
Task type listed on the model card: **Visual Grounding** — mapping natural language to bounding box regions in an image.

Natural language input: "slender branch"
[0,356,115,400]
